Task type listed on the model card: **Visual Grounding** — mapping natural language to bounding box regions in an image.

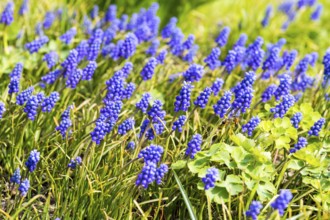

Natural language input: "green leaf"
[173,170,197,220]
[206,186,229,203]
[259,120,272,132]
[257,181,276,201]
[275,136,291,150]
[188,157,209,174]
[218,175,244,196]
[172,160,187,170]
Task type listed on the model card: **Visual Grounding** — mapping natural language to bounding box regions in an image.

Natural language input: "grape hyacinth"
[118,118,135,135]
[123,82,136,99]
[141,57,158,81]
[172,115,186,133]
[308,118,325,136]
[183,45,199,63]
[18,179,30,197]
[202,167,219,190]
[76,40,89,62]
[231,87,254,114]
[155,164,169,185]
[41,92,60,112]
[215,26,230,47]
[105,5,117,22]
[290,137,308,153]
[16,87,34,106]
[10,168,21,184]
[146,39,160,56]
[211,78,224,96]
[174,82,193,112]
[24,95,41,120]
[41,69,62,84]
[25,36,49,54]
[245,37,265,71]
[262,47,280,71]
[82,61,97,81]
[43,51,58,69]
[271,190,293,216]
[246,201,263,220]
[242,117,261,136]
[223,49,238,73]
[261,5,272,27]
[311,4,322,21]
[121,62,133,78]
[290,112,302,129]
[295,55,311,75]
[126,141,135,150]
[43,12,55,29]
[283,50,297,70]
[104,72,125,101]
[136,93,151,113]
[194,87,212,109]
[156,49,167,64]
[0,2,14,26]
[182,34,195,50]
[270,94,295,118]
[204,47,221,70]
[87,39,101,61]
[147,100,166,122]
[274,74,292,101]
[66,68,82,89]
[309,52,318,66]
[19,0,28,16]
[100,101,123,122]
[183,64,204,82]
[120,33,138,59]
[261,84,277,102]
[185,134,202,159]
[138,145,164,163]
[25,149,40,172]
[90,5,98,20]
[135,162,157,189]
[213,91,232,118]
[68,156,82,169]
[56,105,73,138]
[161,17,177,38]
[60,27,77,44]
[0,102,5,119]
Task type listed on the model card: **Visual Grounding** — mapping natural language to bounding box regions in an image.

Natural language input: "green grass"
[0,0,330,219]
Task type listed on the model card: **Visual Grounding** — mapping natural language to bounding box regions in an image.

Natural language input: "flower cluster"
[25,150,40,172]
[271,190,293,216]
[270,94,295,118]
[185,134,202,159]
[242,117,261,136]
[68,156,82,169]
[290,112,302,129]
[174,82,193,112]
[201,167,219,190]
[246,201,263,220]
[308,118,325,136]
[290,137,308,153]
[172,115,186,133]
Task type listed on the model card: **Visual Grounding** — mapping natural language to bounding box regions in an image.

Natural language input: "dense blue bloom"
[308,118,325,136]
[202,167,219,190]
[161,17,177,38]
[215,26,230,47]
[121,62,133,78]
[261,5,272,27]
[0,2,14,26]
[0,102,5,119]
[270,94,295,118]
[204,48,221,70]
[139,119,151,139]
[56,105,73,138]
[183,45,199,63]
[263,47,280,71]
[141,57,158,81]
[283,50,297,70]
[43,51,58,69]
[119,14,128,31]
[41,69,62,84]
[292,73,314,92]
[135,162,157,189]
[91,120,110,144]
[232,71,256,97]
[105,5,117,22]
[322,49,330,87]
[62,49,79,71]
[41,92,60,112]
[87,39,101,61]
[19,0,28,16]
[194,87,212,109]
[68,156,82,169]
[234,33,248,48]
[182,34,195,50]
[185,134,202,159]
[8,78,20,95]
[183,64,204,82]
[104,72,125,101]
[43,12,55,29]
[297,0,316,9]
[138,145,164,163]
[245,37,265,71]
[295,55,311,75]
[100,101,123,122]
[118,118,135,135]
[223,49,238,73]
[231,87,254,113]
[76,40,89,62]
[311,4,322,21]
[174,82,193,112]
[126,141,135,150]
[109,40,124,61]
[213,91,232,118]
[123,82,136,99]
[168,27,184,49]
[155,164,168,185]
[24,95,41,120]
[82,61,97,81]
[18,179,30,197]
[242,117,261,136]
[309,52,318,66]
[274,74,292,101]
[146,39,160,56]
[136,93,151,113]
[66,69,82,89]
[271,190,293,216]
[90,5,99,20]
[148,100,166,122]
[290,137,308,153]
[60,28,77,44]
[10,168,21,184]
[261,84,277,103]
[172,115,186,133]
[211,78,224,96]
[25,36,49,54]
[120,33,138,59]
[25,149,40,172]
[246,201,263,220]
[156,49,167,64]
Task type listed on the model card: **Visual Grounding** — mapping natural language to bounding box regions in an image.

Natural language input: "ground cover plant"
[0,0,329,219]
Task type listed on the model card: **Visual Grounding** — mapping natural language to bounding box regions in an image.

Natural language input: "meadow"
[0,0,329,219]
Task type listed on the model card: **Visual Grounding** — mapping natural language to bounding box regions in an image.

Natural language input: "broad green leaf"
[258,120,272,132]
[171,160,187,170]
[275,136,291,149]
[188,157,209,174]
[257,181,276,201]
